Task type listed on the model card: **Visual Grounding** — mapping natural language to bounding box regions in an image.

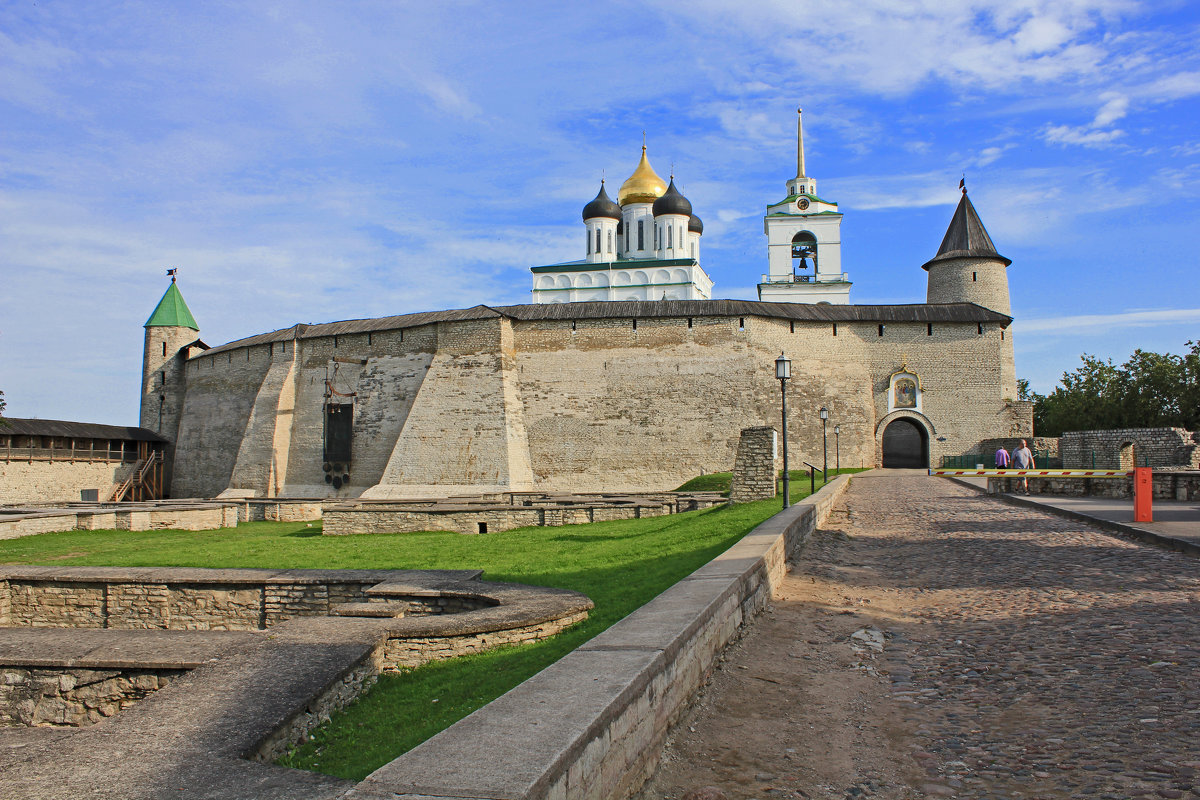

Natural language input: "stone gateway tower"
[140,276,203,493]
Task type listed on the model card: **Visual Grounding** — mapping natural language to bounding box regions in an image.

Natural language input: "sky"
[1,0,1198,425]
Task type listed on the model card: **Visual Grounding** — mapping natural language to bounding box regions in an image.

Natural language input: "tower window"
[687,317,693,328]
[978,323,984,335]
[632,319,637,331]
[738,317,745,331]
[790,321,795,333]
[586,230,591,255]
[596,228,602,254]
[571,320,577,331]
[878,324,885,337]
[972,272,977,282]
[607,230,613,253]
[334,335,338,348]
[625,223,630,251]
[161,341,166,356]
[691,242,696,258]
[832,323,837,336]
[368,332,372,346]
[654,225,658,249]
[1001,330,1005,340]
[638,220,644,250]
[927,323,933,336]
[668,225,673,249]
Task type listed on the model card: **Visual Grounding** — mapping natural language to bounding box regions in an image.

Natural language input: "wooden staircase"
[110,451,164,502]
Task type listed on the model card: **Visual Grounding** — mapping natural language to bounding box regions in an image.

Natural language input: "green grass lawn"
[0,470,858,779]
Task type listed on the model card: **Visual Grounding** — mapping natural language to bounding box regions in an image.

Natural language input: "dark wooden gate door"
[882,419,928,468]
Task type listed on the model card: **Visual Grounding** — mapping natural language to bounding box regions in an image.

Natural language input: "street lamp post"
[776,353,791,508]
[819,407,829,481]
[834,425,841,473]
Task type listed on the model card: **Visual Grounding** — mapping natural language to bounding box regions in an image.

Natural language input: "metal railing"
[1,446,137,463]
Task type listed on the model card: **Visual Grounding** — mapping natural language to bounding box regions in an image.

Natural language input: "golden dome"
[617,145,667,206]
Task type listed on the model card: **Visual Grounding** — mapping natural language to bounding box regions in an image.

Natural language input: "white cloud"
[1043,124,1124,146]
[1021,308,1200,333]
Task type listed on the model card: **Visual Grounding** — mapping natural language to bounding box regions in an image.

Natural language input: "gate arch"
[881,418,929,469]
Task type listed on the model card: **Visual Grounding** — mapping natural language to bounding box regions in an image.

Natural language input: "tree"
[1030,341,1199,436]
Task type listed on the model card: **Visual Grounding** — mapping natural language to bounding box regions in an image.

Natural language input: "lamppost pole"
[776,353,791,508]
[834,425,841,473]
[819,407,829,482]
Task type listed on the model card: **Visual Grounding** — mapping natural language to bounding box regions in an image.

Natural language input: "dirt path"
[635,473,1200,800]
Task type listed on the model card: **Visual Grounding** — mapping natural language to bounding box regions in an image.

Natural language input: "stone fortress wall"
[167,301,1026,499]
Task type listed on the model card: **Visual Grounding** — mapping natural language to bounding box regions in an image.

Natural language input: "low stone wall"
[0,568,385,630]
[236,499,324,523]
[345,474,853,800]
[322,495,698,536]
[0,666,185,727]
[989,470,1200,501]
[0,502,240,540]
[1060,428,1199,469]
[729,426,777,503]
[381,611,590,670]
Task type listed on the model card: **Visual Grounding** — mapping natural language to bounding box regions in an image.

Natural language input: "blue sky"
[2,0,1198,425]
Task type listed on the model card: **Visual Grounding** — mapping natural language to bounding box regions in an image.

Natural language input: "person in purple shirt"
[995,446,1010,468]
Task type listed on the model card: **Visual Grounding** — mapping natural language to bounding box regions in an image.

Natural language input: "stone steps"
[330,601,407,618]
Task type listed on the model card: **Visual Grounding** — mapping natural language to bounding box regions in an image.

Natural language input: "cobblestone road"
[640,473,1200,800]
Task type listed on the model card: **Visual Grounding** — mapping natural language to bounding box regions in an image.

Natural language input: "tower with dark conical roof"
[922,186,1012,315]
[923,186,1017,397]
[141,274,203,493]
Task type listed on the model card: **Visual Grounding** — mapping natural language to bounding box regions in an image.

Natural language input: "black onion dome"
[688,214,703,234]
[582,182,622,221]
[652,178,692,217]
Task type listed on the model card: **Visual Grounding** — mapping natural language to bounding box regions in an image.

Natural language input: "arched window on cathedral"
[607,230,613,253]
[791,231,817,279]
[638,220,644,250]
[596,228,602,254]
[667,225,673,249]
[586,229,591,255]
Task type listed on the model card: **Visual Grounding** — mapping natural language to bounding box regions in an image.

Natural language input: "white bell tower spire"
[785,108,817,198]
[758,106,850,304]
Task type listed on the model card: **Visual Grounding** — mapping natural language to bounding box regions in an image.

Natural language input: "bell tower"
[758,108,851,304]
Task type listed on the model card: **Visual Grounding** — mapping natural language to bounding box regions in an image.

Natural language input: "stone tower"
[922,187,1017,397]
[141,275,201,492]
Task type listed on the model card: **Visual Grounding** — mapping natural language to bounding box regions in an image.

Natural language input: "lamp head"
[819,407,829,421]
[775,352,791,380]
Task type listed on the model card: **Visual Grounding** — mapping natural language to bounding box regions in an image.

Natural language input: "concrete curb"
[947,477,1200,558]
[344,476,854,800]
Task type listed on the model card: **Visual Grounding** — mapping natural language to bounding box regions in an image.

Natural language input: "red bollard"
[1133,467,1153,523]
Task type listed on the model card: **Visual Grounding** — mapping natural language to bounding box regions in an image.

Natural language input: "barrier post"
[1133,467,1153,523]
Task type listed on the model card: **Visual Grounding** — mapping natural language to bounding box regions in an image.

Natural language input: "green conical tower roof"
[144,281,199,330]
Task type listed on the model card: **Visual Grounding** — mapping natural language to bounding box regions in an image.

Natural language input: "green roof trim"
[767,193,838,209]
[144,282,199,330]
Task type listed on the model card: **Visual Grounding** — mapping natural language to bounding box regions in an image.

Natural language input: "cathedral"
[531,144,712,303]
[136,108,1030,500]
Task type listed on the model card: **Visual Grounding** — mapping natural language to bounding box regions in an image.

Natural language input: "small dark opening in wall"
[161,341,166,356]
[571,320,577,331]
[477,522,488,534]
[790,320,795,333]
[927,323,933,336]
[334,335,339,348]
[738,317,745,331]
[878,324,885,337]
[269,342,273,356]
[281,342,286,354]
[368,332,372,345]
[632,319,637,331]
[687,317,693,328]
[1001,330,1005,340]
[978,323,984,335]
[972,272,977,282]
[247,349,250,361]
[832,323,837,336]
[398,329,404,342]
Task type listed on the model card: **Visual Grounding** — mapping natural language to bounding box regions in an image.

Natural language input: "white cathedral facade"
[531,146,713,303]
[531,108,851,304]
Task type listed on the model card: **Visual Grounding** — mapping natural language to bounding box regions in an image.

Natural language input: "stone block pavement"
[639,472,1200,800]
